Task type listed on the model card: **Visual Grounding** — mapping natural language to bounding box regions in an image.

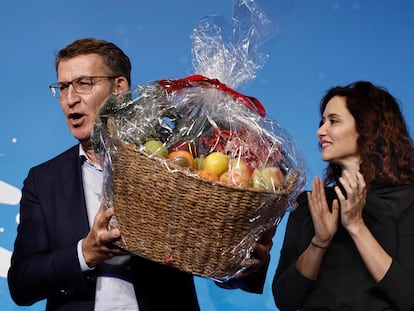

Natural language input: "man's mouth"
[68,113,85,126]
[69,113,83,120]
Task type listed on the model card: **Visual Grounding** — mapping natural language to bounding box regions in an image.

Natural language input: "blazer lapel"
[61,145,90,238]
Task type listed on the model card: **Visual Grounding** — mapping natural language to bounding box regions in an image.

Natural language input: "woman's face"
[317,95,360,169]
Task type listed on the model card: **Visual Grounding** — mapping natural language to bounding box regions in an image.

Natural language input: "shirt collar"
[79,145,102,170]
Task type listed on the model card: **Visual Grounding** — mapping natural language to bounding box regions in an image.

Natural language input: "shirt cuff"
[77,239,94,272]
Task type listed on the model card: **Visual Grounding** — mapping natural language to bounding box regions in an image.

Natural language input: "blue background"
[1,1,413,310]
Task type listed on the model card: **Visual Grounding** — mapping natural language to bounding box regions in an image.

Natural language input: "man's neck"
[80,141,101,165]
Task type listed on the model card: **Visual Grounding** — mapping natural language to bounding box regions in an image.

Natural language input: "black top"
[272,184,414,311]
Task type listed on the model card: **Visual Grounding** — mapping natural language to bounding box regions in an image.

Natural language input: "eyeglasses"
[49,76,118,98]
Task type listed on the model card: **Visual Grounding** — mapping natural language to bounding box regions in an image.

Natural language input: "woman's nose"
[317,122,326,137]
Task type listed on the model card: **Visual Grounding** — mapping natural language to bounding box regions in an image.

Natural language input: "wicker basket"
[108,133,295,280]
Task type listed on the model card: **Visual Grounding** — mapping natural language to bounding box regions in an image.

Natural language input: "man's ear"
[113,76,129,93]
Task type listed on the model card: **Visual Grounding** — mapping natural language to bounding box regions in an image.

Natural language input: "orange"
[197,169,220,181]
[167,150,195,169]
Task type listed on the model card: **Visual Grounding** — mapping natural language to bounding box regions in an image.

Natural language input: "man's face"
[57,54,122,145]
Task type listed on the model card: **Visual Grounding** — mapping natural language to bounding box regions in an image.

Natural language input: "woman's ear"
[113,76,129,93]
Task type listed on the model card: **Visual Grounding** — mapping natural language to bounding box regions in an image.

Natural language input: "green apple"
[252,167,284,191]
[143,140,168,158]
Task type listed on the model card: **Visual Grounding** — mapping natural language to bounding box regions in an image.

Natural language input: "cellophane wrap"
[94,0,304,281]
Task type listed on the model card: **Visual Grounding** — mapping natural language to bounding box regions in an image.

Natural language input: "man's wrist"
[77,239,94,271]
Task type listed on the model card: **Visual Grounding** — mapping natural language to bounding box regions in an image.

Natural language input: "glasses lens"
[72,77,93,94]
[49,76,115,98]
[49,84,60,98]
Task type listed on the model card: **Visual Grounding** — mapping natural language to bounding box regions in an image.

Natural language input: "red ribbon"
[158,74,266,117]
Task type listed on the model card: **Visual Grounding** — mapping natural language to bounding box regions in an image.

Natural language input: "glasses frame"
[49,75,118,98]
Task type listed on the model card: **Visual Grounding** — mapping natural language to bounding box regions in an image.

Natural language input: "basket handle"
[158,74,266,117]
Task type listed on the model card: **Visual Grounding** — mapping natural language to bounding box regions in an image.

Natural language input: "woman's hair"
[54,38,131,86]
[320,81,414,186]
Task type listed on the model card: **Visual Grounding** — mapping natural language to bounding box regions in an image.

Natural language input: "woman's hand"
[293,177,339,280]
[335,170,367,234]
[335,170,392,283]
[307,176,339,247]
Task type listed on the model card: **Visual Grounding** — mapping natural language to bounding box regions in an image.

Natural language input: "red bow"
[158,74,266,117]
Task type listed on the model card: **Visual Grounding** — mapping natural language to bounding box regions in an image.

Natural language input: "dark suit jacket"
[8,145,267,311]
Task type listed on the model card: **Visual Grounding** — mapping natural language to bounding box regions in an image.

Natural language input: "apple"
[219,169,252,187]
[168,140,197,158]
[252,167,285,191]
[229,157,253,176]
[143,140,168,158]
[203,152,229,176]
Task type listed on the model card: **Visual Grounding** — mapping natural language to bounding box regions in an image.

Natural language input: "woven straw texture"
[110,138,293,279]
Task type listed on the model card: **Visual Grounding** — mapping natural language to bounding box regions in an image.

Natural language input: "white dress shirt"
[78,146,139,310]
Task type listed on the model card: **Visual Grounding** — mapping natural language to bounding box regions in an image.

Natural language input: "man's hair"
[55,38,131,86]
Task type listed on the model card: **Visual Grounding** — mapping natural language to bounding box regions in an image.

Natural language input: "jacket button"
[59,289,70,295]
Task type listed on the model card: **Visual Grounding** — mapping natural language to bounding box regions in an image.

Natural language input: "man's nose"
[66,84,81,106]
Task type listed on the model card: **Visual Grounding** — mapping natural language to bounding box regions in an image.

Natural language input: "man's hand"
[235,224,276,278]
[82,204,129,267]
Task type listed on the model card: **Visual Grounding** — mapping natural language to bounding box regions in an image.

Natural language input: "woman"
[272,81,414,310]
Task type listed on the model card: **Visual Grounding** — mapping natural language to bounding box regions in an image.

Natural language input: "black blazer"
[8,145,266,311]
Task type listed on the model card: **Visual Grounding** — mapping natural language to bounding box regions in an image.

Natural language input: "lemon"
[203,152,229,176]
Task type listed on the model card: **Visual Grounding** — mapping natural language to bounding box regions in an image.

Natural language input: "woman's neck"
[339,157,361,177]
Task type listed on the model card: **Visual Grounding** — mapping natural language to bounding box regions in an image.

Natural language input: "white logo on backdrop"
[0,180,21,278]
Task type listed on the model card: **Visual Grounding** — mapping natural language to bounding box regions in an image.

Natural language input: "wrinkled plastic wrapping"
[94,0,303,281]
[97,77,305,199]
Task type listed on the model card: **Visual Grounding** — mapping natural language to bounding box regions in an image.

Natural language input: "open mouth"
[69,113,83,120]
[68,113,85,127]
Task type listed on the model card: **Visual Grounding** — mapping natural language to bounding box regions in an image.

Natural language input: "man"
[8,38,274,311]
